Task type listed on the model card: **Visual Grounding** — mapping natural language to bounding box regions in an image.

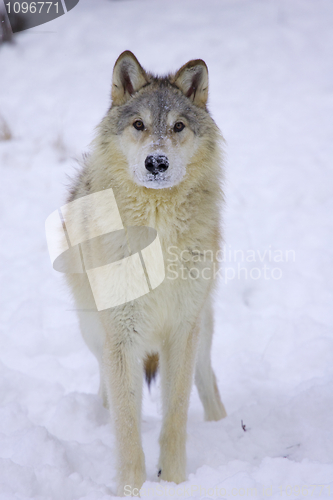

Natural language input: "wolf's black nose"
[145,155,169,175]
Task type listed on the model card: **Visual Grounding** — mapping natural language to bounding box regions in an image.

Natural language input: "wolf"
[65,51,226,496]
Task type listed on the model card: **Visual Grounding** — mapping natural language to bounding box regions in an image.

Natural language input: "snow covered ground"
[0,0,333,498]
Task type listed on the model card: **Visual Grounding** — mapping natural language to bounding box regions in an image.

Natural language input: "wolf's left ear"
[173,60,208,108]
[112,51,149,105]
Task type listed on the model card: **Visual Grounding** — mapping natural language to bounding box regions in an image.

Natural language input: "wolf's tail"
[144,353,159,389]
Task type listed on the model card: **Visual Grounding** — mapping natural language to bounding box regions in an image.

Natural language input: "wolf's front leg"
[158,323,200,483]
[103,333,146,496]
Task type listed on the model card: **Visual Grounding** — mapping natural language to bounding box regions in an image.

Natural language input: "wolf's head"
[96,51,220,191]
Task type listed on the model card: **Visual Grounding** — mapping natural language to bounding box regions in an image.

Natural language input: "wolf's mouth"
[146,173,167,182]
[132,164,186,189]
[142,172,175,189]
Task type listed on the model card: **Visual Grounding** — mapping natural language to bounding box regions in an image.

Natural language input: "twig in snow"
[0,115,12,141]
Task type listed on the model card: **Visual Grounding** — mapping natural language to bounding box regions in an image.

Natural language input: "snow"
[1,0,333,498]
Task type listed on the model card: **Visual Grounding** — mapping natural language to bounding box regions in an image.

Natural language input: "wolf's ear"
[173,60,208,108]
[111,51,148,105]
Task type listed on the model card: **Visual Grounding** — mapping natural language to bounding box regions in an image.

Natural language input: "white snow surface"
[1,0,333,498]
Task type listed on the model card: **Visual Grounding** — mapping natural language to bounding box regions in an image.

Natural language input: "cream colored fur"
[66,51,226,496]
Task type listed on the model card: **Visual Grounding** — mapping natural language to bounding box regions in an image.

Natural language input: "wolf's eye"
[133,120,144,131]
[174,122,185,133]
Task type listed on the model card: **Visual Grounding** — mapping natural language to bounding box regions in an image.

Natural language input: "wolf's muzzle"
[145,155,169,175]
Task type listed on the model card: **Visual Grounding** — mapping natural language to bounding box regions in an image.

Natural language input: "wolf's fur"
[66,51,226,496]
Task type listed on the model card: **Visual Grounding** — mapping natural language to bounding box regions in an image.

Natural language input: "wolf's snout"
[145,155,169,175]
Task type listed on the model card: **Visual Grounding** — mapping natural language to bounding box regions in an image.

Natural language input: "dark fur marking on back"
[144,353,159,389]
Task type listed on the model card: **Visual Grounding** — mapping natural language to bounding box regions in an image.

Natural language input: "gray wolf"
[66,51,226,496]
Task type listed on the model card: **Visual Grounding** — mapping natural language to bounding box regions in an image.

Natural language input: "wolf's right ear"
[111,51,148,105]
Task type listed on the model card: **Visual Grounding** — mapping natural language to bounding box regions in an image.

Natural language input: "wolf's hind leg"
[195,300,227,421]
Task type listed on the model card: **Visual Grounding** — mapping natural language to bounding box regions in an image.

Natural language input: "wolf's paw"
[117,476,146,497]
[204,400,227,421]
[157,467,186,484]
[158,429,186,484]
[157,460,186,484]
[117,455,146,496]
